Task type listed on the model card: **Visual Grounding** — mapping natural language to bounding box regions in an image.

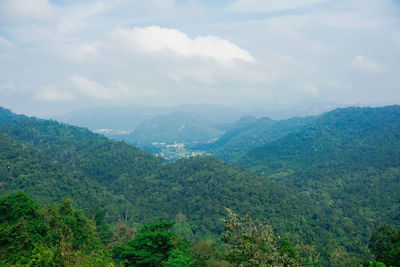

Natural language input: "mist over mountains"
[52,103,344,160]
[54,103,341,131]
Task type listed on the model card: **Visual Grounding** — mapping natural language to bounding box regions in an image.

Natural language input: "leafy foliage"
[368,225,400,266]
[113,219,194,266]
[222,208,303,267]
[0,192,112,266]
[200,116,314,161]
[0,191,48,264]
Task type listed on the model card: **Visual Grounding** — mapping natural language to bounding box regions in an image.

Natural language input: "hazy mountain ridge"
[53,104,247,132]
[126,111,223,144]
[53,104,338,160]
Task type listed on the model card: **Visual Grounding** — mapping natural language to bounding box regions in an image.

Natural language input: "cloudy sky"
[0,0,399,116]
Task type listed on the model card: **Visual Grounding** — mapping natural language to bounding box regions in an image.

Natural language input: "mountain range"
[1,105,399,266]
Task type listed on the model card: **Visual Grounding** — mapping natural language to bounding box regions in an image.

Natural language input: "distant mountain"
[53,105,157,130]
[53,104,338,161]
[168,104,247,124]
[125,111,223,144]
[201,115,315,160]
[210,115,260,148]
[53,103,339,139]
[53,104,246,132]
[244,102,345,120]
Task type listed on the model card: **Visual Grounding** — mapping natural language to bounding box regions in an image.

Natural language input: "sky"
[0,0,400,116]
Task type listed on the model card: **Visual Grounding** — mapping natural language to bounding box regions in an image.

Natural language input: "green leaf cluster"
[368,225,400,266]
[222,208,303,267]
[113,219,194,266]
[0,192,112,266]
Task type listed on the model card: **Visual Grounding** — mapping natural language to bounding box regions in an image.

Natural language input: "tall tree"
[113,219,194,266]
[222,208,303,267]
[369,225,400,266]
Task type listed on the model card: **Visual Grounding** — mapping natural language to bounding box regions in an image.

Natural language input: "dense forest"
[235,107,400,253]
[1,106,399,266]
[196,115,315,161]
[1,191,314,266]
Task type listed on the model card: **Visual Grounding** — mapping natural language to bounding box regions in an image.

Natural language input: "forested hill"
[0,106,333,264]
[0,106,318,233]
[0,107,162,180]
[235,105,400,265]
[1,106,399,266]
[236,105,400,216]
[238,105,400,174]
[0,106,164,221]
[201,115,315,160]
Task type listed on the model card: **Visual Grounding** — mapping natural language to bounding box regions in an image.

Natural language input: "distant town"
[151,142,207,161]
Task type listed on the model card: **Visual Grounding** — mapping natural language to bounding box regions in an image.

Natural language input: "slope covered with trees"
[235,106,400,265]
[0,108,320,240]
[0,108,326,259]
[0,133,115,211]
[199,115,314,161]
[239,106,400,174]
[0,192,111,266]
[1,106,399,266]
[1,192,314,266]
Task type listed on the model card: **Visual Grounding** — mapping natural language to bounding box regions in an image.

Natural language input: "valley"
[1,105,399,266]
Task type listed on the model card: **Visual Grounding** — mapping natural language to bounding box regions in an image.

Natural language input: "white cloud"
[70,75,118,100]
[0,36,13,49]
[0,0,55,21]
[228,0,328,12]
[168,69,215,85]
[327,81,353,91]
[109,26,255,64]
[316,11,384,29]
[1,0,400,113]
[64,41,103,63]
[35,86,73,101]
[70,75,159,100]
[393,33,400,49]
[55,1,109,36]
[353,55,382,73]
[297,83,319,96]
[0,82,15,92]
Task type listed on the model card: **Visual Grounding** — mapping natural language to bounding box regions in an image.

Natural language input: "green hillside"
[238,106,400,175]
[1,106,399,266]
[236,106,400,265]
[202,115,314,161]
[0,107,318,238]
